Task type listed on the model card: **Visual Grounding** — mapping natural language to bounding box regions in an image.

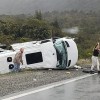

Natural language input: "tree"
[34,10,43,20]
[51,18,62,37]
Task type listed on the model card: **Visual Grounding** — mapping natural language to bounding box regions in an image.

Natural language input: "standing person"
[13,48,24,72]
[90,42,100,73]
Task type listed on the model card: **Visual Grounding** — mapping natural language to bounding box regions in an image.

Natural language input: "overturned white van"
[0,37,78,74]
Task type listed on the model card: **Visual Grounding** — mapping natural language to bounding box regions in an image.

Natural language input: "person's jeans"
[13,63,20,72]
[91,56,99,71]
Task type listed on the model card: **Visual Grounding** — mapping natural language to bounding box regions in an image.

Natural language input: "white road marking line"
[2,73,97,100]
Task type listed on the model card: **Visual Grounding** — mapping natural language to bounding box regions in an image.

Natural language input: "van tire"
[9,64,14,69]
[7,57,12,62]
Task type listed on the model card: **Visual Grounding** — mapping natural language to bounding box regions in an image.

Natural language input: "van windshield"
[54,39,68,69]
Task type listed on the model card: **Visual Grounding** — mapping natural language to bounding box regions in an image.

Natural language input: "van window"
[40,39,50,44]
[68,60,71,67]
[65,41,70,47]
[26,52,43,64]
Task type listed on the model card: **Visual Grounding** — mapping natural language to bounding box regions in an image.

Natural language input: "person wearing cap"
[90,42,100,73]
[13,48,24,72]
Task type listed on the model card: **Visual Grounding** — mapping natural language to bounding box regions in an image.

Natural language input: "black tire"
[7,57,12,62]
[9,64,14,69]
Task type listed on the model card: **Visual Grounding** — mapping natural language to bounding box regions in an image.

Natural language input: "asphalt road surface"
[2,73,100,100]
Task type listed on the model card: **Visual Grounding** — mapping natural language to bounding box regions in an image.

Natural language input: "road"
[2,73,100,100]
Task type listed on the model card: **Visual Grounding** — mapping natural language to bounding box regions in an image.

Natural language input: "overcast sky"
[0,0,68,15]
[0,0,99,15]
[0,0,79,15]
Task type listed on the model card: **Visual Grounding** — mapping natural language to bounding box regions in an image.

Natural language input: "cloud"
[62,27,79,34]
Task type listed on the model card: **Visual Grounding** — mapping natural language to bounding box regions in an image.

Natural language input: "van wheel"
[9,64,14,69]
[7,57,12,62]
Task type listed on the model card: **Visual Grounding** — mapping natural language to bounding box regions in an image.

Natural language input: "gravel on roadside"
[0,68,88,97]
